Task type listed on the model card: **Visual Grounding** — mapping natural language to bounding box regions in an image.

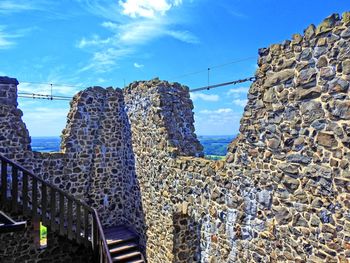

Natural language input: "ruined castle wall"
[123,79,227,262]
[0,79,146,262]
[60,87,132,226]
[224,13,350,262]
[0,78,93,262]
[123,79,256,262]
[0,77,32,164]
[123,13,350,263]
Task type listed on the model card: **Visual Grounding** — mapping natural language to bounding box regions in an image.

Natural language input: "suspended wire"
[169,56,256,80]
[14,55,257,101]
[19,80,86,89]
[18,92,71,101]
[189,76,256,93]
[17,80,83,101]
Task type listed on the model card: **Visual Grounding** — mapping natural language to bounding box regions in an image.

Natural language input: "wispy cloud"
[0,30,14,49]
[18,70,85,97]
[20,104,70,136]
[77,0,198,72]
[190,92,219,102]
[195,107,241,135]
[0,0,43,14]
[0,25,25,49]
[200,108,233,114]
[134,62,144,68]
[18,82,81,97]
[165,30,199,44]
[232,99,247,107]
[227,86,249,96]
[119,0,181,18]
[227,86,249,107]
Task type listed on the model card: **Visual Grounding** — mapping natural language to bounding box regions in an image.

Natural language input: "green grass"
[40,223,47,247]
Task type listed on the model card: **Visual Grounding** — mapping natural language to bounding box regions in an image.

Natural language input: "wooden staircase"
[0,154,145,263]
[105,226,145,263]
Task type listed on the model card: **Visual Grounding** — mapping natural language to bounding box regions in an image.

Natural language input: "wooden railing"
[0,154,112,263]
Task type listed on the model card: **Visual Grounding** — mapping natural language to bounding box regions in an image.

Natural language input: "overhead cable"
[189,76,256,92]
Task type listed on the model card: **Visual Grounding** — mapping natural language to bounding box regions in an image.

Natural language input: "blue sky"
[0,0,349,136]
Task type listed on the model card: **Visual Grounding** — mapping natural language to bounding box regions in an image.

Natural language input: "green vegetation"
[40,222,47,247]
[198,135,235,156]
[205,155,225,161]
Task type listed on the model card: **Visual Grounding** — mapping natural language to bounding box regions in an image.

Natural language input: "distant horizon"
[30,134,233,156]
[31,134,236,138]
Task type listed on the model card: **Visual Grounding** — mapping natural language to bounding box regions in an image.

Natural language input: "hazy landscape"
[31,135,235,158]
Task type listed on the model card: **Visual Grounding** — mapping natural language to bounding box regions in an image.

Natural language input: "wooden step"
[109,241,138,254]
[112,251,142,262]
[126,260,144,263]
[105,226,138,246]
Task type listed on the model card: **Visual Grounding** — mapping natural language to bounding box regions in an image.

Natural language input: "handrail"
[0,154,112,263]
[0,154,90,210]
[92,209,113,262]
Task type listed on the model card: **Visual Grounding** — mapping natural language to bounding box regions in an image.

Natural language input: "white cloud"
[200,108,233,114]
[195,107,241,135]
[0,0,43,14]
[97,78,106,83]
[227,86,249,96]
[77,0,198,72]
[190,92,219,102]
[0,25,39,50]
[119,0,178,18]
[0,35,13,49]
[232,99,247,107]
[18,74,84,97]
[18,82,79,97]
[166,30,199,44]
[227,86,249,107]
[0,26,16,49]
[77,35,113,49]
[78,47,133,73]
[20,104,70,136]
[134,62,144,68]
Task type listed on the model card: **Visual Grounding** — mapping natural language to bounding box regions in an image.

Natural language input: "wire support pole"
[189,76,256,93]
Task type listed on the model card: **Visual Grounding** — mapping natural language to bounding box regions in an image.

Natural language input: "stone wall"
[122,13,350,263]
[0,77,32,163]
[0,77,93,262]
[226,12,350,262]
[0,213,93,263]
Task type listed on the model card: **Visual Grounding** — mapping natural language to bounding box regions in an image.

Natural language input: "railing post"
[11,167,18,212]
[1,160,8,204]
[50,188,57,231]
[67,199,73,240]
[83,207,89,245]
[22,172,29,215]
[42,183,47,224]
[59,192,65,235]
[32,178,38,218]
[76,203,81,244]
[92,216,99,259]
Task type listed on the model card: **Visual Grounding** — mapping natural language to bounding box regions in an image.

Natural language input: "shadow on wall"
[119,94,148,254]
[173,212,201,263]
